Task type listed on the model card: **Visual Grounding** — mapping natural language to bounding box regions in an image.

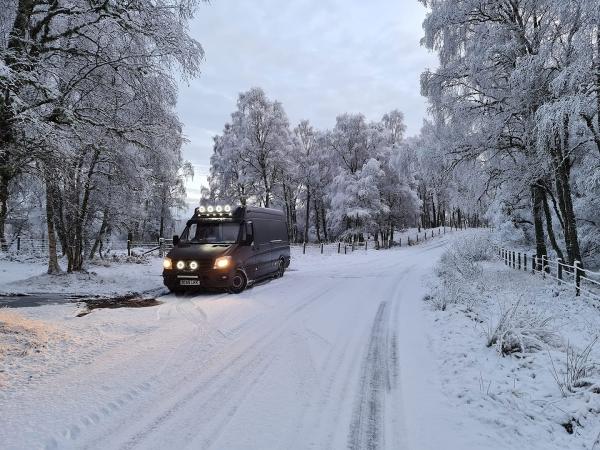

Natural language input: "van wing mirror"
[245,222,254,245]
[172,234,180,246]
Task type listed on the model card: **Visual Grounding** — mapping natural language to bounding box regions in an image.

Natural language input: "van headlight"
[163,258,172,270]
[189,261,198,270]
[176,260,185,270]
[214,256,231,269]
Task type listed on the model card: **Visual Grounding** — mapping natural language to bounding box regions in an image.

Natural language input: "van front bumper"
[163,269,233,290]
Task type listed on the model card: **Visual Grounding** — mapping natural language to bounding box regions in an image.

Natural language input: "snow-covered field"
[1,230,597,450]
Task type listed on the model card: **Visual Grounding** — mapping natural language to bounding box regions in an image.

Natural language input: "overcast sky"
[177,0,437,205]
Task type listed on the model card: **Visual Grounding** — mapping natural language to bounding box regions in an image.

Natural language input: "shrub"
[485,299,560,356]
[549,337,599,396]
[433,234,494,310]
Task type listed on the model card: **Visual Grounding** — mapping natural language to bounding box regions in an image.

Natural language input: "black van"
[162,205,291,293]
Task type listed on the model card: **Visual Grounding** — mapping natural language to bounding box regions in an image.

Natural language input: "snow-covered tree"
[0,0,205,271]
[420,0,600,266]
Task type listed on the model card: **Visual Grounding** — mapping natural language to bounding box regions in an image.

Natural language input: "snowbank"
[425,231,600,450]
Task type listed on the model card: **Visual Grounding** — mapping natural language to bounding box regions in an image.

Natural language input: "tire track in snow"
[347,300,394,450]
[110,284,338,450]
[68,281,330,450]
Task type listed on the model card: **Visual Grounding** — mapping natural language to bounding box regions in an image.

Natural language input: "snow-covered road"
[2,237,470,450]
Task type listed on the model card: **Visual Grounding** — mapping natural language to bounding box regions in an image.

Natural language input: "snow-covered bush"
[424,280,467,311]
[430,233,494,309]
[485,299,561,356]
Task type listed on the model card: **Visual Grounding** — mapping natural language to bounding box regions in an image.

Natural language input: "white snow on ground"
[0,255,165,296]
[0,231,487,450]
[4,229,591,450]
[424,231,600,450]
[0,256,48,286]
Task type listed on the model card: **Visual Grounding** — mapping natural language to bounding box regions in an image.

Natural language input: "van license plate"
[180,280,201,286]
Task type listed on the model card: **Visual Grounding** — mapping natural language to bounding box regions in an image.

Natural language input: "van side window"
[254,220,270,245]
[268,220,289,243]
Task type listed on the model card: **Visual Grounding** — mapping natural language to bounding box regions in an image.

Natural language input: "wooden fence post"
[575,260,582,296]
[159,238,164,257]
[303,242,306,254]
[541,255,546,278]
[533,255,537,273]
[344,245,347,254]
[338,242,341,254]
[557,258,563,281]
[524,254,527,271]
[416,234,419,243]
[365,241,368,251]
[17,236,20,253]
[321,243,324,254]
[399,237,401,247]
[127,231,133,257]
[518,252,521,270]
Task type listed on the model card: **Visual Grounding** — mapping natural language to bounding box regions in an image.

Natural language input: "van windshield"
[180,222,240,244]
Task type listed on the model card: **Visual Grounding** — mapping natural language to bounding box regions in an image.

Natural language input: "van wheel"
[229,270,247,294]
[276,258,285,278]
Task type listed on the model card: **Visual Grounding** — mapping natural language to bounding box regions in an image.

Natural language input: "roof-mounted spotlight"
[207,206,214,213]
[216,205,223,213]
[224,205,232,213]
[198,206,206,213]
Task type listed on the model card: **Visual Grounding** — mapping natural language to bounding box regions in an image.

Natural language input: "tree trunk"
[0,0,39,251]
[45,182,61,274]
[304,187,311,242]
[542,191,565,262]
[321,202,328,241]
[89,208,109,260]
[0,174,9,251]
[64,148,100,272]
[314,198,321,242]
[550,119,583,266]
[531,183,547,270]
[431,195,437,228]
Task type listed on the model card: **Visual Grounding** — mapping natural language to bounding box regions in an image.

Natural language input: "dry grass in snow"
[0,309,65,387]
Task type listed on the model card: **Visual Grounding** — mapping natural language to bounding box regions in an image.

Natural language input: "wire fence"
[291,226,464,255]
[2,237,174,258]
[496,247,600,301]
[4,225,472,259]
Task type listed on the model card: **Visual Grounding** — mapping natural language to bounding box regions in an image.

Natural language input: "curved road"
[1,237,461,450]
